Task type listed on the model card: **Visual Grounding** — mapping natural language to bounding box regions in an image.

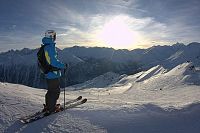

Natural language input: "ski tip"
[20,119,27,124]
[82,98,87,103]
[77,96,82,100]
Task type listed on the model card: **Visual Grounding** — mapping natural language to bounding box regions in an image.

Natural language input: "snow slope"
[77,62,200,109]
[69,72,125,90]
[1,62,200,133]
[0,83,106,133]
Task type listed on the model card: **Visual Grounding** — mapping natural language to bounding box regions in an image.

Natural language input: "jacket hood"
[42,37,55,45]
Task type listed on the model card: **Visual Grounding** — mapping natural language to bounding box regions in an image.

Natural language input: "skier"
[20,38,88,123]
[39,30,67,115]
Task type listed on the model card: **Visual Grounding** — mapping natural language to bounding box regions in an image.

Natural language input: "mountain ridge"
[0,42,199,88]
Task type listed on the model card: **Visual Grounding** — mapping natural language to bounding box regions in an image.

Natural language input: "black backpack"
[37,45,59,74]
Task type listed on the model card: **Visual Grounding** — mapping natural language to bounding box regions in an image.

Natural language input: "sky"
[0,0,200,52]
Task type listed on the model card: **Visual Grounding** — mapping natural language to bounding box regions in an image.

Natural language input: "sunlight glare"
[97,16,137,49]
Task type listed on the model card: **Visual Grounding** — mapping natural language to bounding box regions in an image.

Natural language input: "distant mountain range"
[0,42,199,88]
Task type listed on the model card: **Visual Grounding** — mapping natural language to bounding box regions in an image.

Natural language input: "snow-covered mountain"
[1,62,200,133]
[119,62,200,91]
[71,62,200,95]
[164,42,200,68]
[0,42,199,89]
[0,47,83,66]
[0,46,135,66]
[138,43,185,64]
[134,42,200,69]
[0,48,37,66]
[0,42,199,66]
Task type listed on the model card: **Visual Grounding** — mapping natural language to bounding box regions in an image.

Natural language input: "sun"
[97,15,137,49]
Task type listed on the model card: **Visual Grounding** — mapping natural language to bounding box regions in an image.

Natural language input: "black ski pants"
[46,78,60,112]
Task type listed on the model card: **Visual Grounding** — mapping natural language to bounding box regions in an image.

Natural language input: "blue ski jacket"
[42,37,65,79]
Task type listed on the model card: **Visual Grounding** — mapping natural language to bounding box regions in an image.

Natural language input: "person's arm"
[45,46,65,69]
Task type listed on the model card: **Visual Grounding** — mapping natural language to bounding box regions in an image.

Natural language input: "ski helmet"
[45,30,56,41]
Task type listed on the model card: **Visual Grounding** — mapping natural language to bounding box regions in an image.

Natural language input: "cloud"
[0,0,200,52]
[46,0,199,48]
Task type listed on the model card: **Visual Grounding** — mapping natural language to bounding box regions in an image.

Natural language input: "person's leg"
[45,78,60,112]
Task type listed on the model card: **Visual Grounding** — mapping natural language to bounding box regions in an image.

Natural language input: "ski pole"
[63,63,69,109]
[63,68,66,109]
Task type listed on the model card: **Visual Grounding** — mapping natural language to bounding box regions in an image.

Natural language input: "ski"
[20,96,82,120]
[63,96,82,105]
[20,98,87,124]
[65,98,87,110]
[20,96,84,124]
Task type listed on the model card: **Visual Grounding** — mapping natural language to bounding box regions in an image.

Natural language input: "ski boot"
[42,104,64,116]
[42,104,47,112]
[55,104,64,112]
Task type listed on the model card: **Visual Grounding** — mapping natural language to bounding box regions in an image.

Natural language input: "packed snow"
[0,62,200,133]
